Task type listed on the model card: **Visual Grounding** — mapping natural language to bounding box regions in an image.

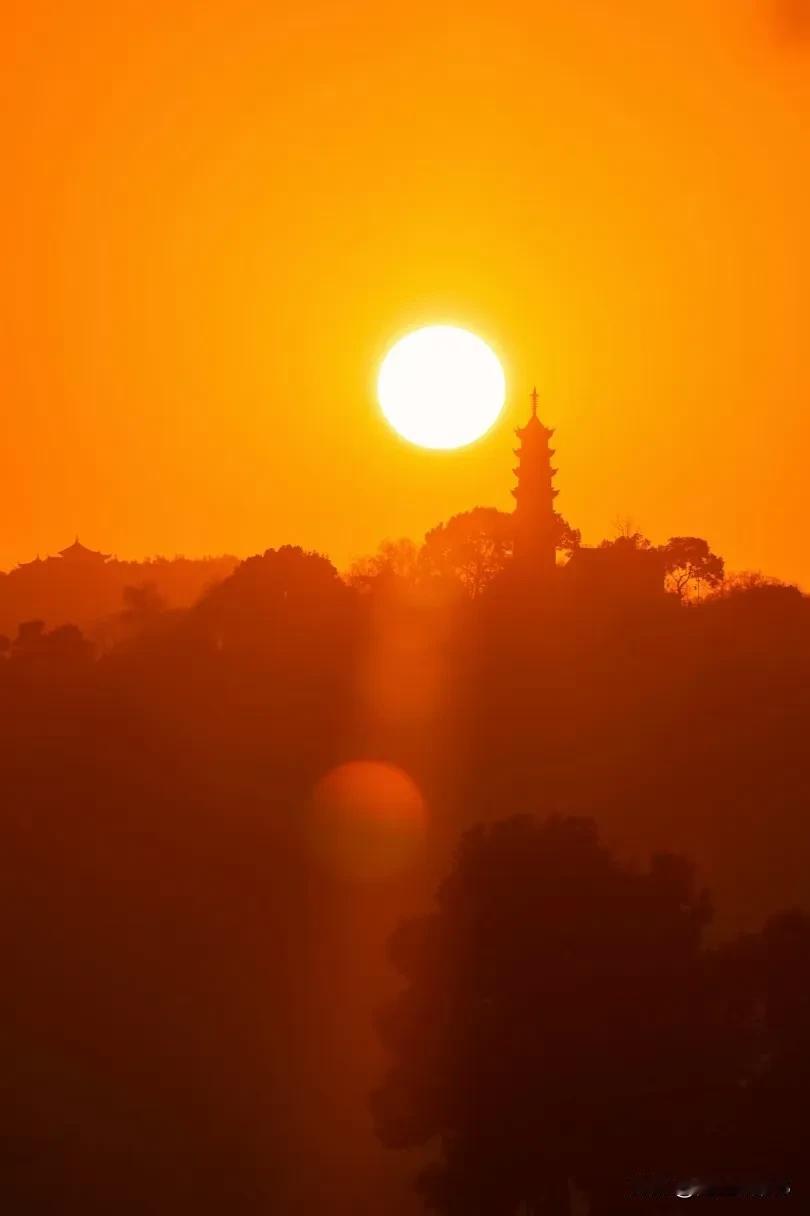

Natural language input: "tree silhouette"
[421,508,580,598]
[708,909,810,1194]
[659,536,724,601]
[346,538,421,592]
[373,815,715,1214]
[711,568,788,597]
[598,530,651,552]
[421,508,513,598]
[194,544,351,647]
[121,581,167,623]
[13,618,47,654]
[553,513,581,558]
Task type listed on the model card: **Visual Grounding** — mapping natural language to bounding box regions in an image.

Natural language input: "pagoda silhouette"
[511,388,666,598]
[512,386,558,577]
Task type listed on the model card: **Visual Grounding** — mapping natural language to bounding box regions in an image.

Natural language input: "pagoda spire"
[511,387,558,575]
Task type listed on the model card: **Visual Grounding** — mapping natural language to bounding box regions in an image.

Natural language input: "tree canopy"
[374,815,808,1213]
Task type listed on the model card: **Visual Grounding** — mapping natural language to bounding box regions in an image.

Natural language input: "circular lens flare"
[378,325,506,449]
[308,761,427,882]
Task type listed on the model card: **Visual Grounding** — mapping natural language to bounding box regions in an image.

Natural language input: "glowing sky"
[2,1,809,586]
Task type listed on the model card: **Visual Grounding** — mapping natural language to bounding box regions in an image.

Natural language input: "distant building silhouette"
[2,540,237,639]
[56,537,111,566]
[15,538,112,571]
[15,553,44,571]
[511,388,558,576]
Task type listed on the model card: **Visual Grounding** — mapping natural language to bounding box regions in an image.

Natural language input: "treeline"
[1,508,794,653]
[346,509,733,601]
[0,552,237,641]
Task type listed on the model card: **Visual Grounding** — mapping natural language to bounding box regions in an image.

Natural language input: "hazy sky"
[2,1,809,585]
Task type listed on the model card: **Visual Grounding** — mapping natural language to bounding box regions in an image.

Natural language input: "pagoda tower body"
[511,387,558,575]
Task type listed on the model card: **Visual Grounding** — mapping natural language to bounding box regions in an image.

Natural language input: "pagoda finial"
[530,386,539,418]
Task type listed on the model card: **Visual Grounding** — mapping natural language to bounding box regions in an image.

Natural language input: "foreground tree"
[708,909,810,1193]
[372,815,718,1214]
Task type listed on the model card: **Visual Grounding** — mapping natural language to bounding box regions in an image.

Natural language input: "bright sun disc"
[377,325,506,449]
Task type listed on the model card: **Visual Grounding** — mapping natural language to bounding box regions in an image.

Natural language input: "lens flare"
[308,761,427,881]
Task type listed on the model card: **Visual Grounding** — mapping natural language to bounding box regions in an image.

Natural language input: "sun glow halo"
[377,325,506,449]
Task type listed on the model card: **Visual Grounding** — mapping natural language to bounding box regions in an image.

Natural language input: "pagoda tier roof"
[513,466,558,480]
[511,487,559,500]
[515,419,554,440]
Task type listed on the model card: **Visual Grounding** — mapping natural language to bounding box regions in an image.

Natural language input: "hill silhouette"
[0,515,807,1213]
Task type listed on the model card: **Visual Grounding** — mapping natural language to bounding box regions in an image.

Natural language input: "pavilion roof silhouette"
[58,537,111,563]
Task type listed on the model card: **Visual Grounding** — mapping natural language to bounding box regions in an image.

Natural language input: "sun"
[377,325,506,450]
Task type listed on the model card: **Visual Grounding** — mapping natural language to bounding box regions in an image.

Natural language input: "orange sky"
[2,0,809,585]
